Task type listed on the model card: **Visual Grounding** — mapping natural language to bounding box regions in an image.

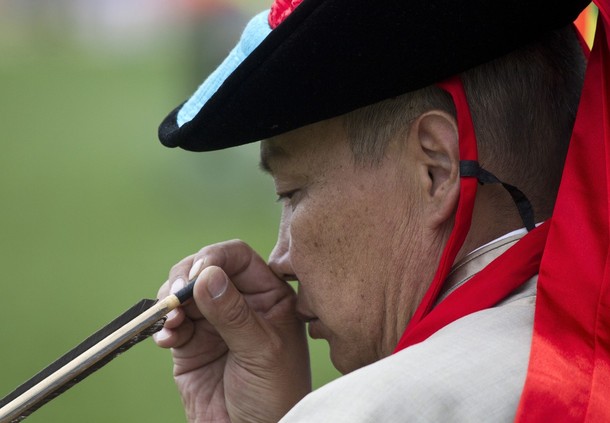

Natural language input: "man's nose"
[268,208,296,281]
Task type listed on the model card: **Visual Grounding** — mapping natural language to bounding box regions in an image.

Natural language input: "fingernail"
[153,328,170,342]
[206,268,228,299]
[166,309,178,321]
[171,278,185,294]
[188,259,203,280]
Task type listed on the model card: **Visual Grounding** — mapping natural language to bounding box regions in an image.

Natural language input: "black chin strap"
[460,160,536,232]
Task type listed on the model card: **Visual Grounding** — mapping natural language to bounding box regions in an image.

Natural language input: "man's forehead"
[259,117,348,174]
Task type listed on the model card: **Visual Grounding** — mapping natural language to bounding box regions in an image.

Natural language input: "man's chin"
[327,342,369,375]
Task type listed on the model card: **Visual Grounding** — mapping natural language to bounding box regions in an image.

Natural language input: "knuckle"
[169,254,195,276]
[222,296,252,330]
[227,239,247,248]
[197,243,230,267]
[197,244,212,256]
[217,239,249,256]
[169,262,181,275]
[229,239,252,257]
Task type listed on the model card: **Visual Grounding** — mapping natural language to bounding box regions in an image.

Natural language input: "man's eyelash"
[276,190,297,202]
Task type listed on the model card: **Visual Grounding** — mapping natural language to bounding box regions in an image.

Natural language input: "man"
[153,0,610,421]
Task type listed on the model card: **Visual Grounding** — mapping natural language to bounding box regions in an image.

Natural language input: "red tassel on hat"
[269,0,304,29]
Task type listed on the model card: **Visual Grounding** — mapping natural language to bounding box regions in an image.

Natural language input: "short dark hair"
[343,25,586,216]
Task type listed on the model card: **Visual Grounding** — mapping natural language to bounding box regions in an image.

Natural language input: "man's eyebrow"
[259,143,289,174]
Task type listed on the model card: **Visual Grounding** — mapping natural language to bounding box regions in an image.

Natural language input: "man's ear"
[410,110,460,228]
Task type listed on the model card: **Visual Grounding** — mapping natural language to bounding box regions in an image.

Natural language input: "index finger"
[193,240,285,294]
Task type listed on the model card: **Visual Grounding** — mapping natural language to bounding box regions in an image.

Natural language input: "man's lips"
[295,309,317,323]
[307,318,322,339]
[295,310,323,338]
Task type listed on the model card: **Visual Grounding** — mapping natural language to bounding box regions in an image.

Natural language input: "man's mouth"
[296,309,317,323]
[307,318,322,339]
[295,309,322,338]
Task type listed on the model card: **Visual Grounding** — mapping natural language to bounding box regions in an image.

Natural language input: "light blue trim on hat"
[177,10,273,127]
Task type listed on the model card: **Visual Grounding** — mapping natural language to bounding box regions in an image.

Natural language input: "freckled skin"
[265,117,449,374]
[155,110,516,421]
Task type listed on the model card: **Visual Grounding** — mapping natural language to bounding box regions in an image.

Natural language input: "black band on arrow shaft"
[175,278,197,304]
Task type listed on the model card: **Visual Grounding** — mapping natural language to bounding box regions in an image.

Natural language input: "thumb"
[193,265,270,356]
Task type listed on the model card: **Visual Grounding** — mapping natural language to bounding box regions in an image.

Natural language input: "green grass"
[0,28,339,422]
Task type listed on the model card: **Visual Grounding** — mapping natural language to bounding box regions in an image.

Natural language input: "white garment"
[281,235,535,422]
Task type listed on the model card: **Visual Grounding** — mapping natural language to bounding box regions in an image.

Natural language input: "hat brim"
[158,0,590,152]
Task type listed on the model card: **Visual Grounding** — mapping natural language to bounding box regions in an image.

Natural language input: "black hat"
[158,0,590,152]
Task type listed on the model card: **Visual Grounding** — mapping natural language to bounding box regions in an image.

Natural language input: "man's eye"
[276,190,297,203]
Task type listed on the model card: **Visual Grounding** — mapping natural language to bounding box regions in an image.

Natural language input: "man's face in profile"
[261,116,439,373]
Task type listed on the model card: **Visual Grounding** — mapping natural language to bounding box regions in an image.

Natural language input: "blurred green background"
[0,0,339,421]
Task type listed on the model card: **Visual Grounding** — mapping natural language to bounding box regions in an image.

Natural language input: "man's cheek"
[291,209,329,254]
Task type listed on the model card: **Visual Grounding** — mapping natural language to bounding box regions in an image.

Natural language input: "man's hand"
[153,240,311,423]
